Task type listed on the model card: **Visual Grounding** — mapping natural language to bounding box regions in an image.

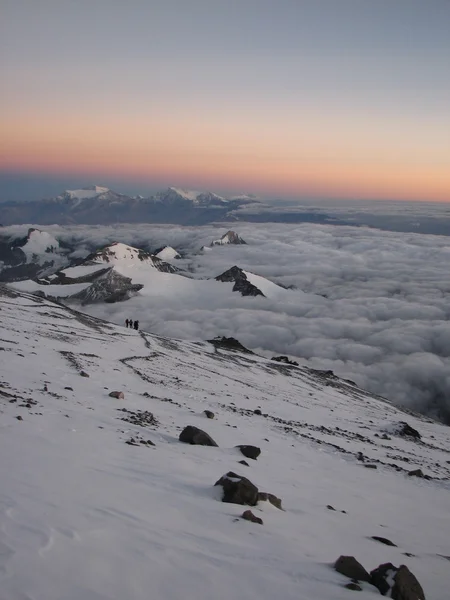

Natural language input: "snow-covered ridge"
[21,228,61,261]
[0,287,448,600]
[211,230,247,246]
[64,185,110,199]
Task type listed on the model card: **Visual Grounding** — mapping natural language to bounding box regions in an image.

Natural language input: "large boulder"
[215,472,259,506]
[237,445,261,460]
[179,426,218,447]
[370,563,425,599]
[334,556,371,583]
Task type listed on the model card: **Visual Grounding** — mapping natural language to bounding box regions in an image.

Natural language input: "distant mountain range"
[0,185,260,226]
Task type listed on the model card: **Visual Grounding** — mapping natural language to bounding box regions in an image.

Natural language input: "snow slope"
[243,270,291,300]
[0,287,449,600]
[155,246,181,261]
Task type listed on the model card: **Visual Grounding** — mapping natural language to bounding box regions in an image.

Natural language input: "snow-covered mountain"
[155,245,181,261]
[0,228,69,282]
[0,186,260,225]
[0,285,448,600]
[10,243,179,304]
[211,230,247,246]
[215,266,291,299]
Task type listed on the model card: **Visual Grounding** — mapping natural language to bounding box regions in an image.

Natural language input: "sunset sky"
[1,0,450,202]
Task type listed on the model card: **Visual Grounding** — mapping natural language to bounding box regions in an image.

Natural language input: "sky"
[1,0,450,202]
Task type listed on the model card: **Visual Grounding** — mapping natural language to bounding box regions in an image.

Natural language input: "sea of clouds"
[4,220,450,423]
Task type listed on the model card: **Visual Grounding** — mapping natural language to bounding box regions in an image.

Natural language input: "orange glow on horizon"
[1,112,449,202]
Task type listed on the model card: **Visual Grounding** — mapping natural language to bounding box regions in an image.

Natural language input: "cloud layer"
[4,221,450,423]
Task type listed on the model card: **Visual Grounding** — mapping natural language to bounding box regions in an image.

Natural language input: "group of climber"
[125,319,139,330]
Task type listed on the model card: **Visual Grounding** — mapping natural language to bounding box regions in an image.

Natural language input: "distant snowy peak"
[64,185,110,200]
[155,246,181,261]
[85,242,178,273]
[211,230,247,246]
[156,187,228,207]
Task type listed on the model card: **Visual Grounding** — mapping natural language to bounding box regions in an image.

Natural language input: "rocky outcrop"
[208,336,254,354]
[179,426,218,447]
[69,268,143,305]
[370,563,425,599]
[215,266,264,297]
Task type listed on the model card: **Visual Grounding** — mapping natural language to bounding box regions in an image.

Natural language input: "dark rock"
[408,469,424,478]
[253,409,262,415]
[393,565,425,600]
[241,510,263,525]
[327,505,336,511]
[370,563,425,599]
[397,422,421,440]
[64,386,73,391]
[215,472,259,505]
[345,582,362,591]
[179,425,218,447]
[364,464,378,469]
[80,371,89,377]
[257,492,283,510]
[204,410,215,419]
[109,391,125,399]
[208,335,255,353]
[371,536,397,547]
[334,556,371,583]
[215,266,263,298]
[237,445,261,460]
[271,355,299,366]
[16,415,23,421]
[357,452,365,461]
[238,460,249,466]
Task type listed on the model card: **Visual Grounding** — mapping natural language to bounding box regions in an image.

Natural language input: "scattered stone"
[345,582,362,591]
[64,386,73,391]
[119,409,159,428]
[257,492,283,510]
[80,371,90,378]
[109,391,125,399]
[204,410,215,419]
[241,510,263,525]
[327,505,336,511]
[334,556,371,583]
[370,563,425,600]
[215,472,259,506]
[408,469,424,478]
[125,438,139,446]
[371,536,397,547]
[16,415,23,421]
[238,460,249,466]
[237,445,261,460]
[364,464,378,469]
[253,409,262,415]
[403,553,415,558]
[180,425,218,447]
[381,433,391,440]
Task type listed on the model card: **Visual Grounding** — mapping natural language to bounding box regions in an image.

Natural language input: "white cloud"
[4,220,450,423]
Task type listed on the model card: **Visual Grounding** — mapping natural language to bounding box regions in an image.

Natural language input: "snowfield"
[0,286,449,600]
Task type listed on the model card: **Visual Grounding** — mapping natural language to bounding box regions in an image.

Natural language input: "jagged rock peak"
[211,230,247,246]
[215,266,264,297]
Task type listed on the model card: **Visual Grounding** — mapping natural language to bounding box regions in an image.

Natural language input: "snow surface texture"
[0,286,449,600]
